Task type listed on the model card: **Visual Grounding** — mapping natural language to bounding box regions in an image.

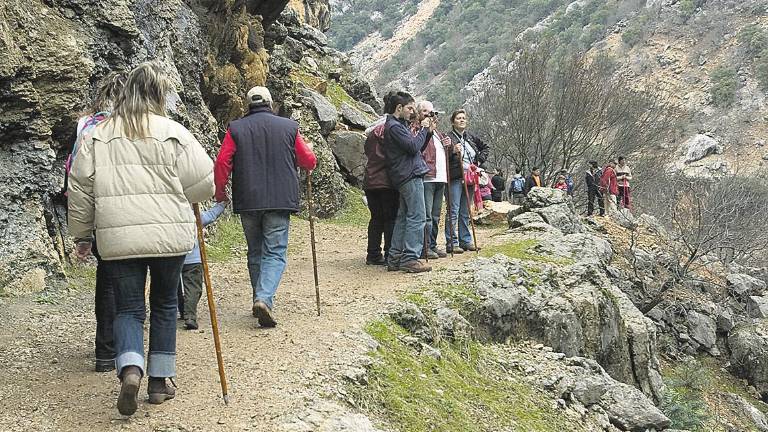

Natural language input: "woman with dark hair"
[443,109,488,253]
[382,91,434,273]
[68,62,214,416]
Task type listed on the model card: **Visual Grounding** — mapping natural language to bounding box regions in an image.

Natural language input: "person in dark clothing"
[585,161,605,216]
[363,117,400,265]
[508,169,526,205]
[444,109,488,253]
[383,91,434,273]
[524,167,543,195]
[491,169,505,202]
[214,86,317,327]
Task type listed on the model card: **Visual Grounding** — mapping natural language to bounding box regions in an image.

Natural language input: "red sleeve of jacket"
[214,129,236,202]
[295,131,317,171]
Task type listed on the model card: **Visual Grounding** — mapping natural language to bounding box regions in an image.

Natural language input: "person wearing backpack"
[509,169,526,205]
[66,71,126,373]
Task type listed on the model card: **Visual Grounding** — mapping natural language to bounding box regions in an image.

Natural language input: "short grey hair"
[416,100,433,112]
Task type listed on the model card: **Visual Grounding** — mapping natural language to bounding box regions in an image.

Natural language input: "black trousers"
[93,242,116,361]
[365,188,400,260]
[587,188,604,216]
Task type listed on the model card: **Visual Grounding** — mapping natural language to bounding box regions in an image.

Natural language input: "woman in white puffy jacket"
[68,62,214,416]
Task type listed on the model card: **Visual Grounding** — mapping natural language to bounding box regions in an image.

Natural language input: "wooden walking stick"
[193,204,230,405]
[460,163,480,254]
[306,174,321,317]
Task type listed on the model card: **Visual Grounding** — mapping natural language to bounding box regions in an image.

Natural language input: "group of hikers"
[506,157,633,216]
[62,62,636,417]
[66,63,315,416]
[362,93,489,273]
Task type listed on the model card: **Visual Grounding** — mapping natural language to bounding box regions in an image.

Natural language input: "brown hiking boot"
[252,300,277,328]
[147,377,176,405]
[399,260,432,273]
[117,366,141,416]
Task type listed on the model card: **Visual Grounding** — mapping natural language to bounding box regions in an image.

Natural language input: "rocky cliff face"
[0,0,378,293]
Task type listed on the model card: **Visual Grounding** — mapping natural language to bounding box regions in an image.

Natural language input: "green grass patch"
[64,262,97,291]
[206,215,246,262]
[353,319,586,432]
[481,239,572,265]
[291,69,359,109]
[433,282,482,312]
[328,188,369,228]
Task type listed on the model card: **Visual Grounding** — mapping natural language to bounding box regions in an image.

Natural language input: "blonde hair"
[85,71,126,115]
[110,62,171,139]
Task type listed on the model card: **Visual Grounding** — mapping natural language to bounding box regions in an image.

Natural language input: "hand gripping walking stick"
[460,163,480,254]
[306,173,321,317]
[193,204,230,405]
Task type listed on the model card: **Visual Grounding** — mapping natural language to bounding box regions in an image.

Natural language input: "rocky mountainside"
[0,0,379,294]
[331,0,768,175]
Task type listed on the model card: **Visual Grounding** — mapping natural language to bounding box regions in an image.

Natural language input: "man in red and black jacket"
[214,86,316,328]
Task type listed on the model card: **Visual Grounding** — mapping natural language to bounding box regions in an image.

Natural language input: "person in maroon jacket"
[600,160,619,215]
[363,116,399,265]
[417,100,450,259]
[214,87,316,327]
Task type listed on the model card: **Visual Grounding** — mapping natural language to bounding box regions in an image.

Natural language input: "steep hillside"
[330,0,768,173]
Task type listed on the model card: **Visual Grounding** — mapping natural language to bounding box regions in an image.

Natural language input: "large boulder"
[525,187,568,208]
[600,383,671,431]
[748,296,768,319]
[523,187,582,234]
[475,201,518,226]
[508,211,545,229]
[339,102,373,130]
[301,88,338,135]
[685,311,717,351]
[473,258,664,401]
[327,131,366,184]
[727,273,767,298]
[682,134,723,163]
[729,322,768,398]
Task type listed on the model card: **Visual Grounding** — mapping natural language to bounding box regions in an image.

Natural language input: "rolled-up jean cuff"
[116,352,145,377]
[147,352,176,378]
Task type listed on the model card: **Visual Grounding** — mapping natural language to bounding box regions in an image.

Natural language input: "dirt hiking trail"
[0,218,499,431]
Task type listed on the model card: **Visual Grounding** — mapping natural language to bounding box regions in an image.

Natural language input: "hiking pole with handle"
[459,162,480,254]
[306,173,321,317]
[442,134,454,257]
[193,204,230,405]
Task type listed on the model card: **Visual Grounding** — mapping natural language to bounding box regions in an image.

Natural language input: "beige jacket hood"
[68,114,214,260]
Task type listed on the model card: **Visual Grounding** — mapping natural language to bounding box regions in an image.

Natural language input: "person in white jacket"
[68,62,214,416]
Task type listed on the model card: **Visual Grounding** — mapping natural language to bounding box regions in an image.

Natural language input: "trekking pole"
[460,163,480,254]
[193,204,230,405]
[442,136,454,257]
[306,173,321,317]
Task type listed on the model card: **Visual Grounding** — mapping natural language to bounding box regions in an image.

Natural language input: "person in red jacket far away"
[213,86,316,328]
[599,160,619,215]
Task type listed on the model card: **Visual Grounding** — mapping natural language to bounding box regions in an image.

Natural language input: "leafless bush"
[469,41,678,184]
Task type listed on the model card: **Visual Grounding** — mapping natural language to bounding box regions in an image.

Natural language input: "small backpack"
[63,112,109,195]
[511,177,525,193]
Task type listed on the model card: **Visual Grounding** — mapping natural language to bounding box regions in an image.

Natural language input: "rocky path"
[0,218,496,432]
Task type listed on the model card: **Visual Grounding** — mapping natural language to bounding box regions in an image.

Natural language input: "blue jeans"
[389,177,426,265]
[241,211,291,309]
[445,180,474,248]
[423,181,445,251]
[103,255,185,378]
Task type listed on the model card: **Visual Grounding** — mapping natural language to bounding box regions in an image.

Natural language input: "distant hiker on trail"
[178,201,227,330]
[600,160,619,214]
[509,169,526,205]
[554,175,569,192]
[382,91,433,273]
[444,109,488,253]
[67,62,215,416]
[214,86,317,327]
[556,169,574,197]
[616,156,633,210]
[65,71,125,374]
[491,168,505,202]
[525,167,543,195]
[478,168,494,202]
[585,160,605,217]
[417,100,449,260]
[363,113,399,266]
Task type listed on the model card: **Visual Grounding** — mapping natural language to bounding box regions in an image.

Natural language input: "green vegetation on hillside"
[709,66,739,108]
[329,0,421,51]
[353,319,586,432]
